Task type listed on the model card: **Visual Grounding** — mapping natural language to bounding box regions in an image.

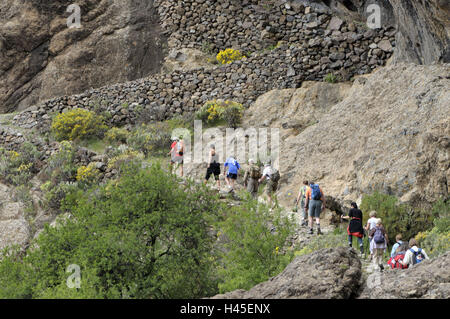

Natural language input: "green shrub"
[195,100,244,128]
[0,163,223,298]
[360,192,439,243]
[105,127,129,145]
[127,123,173,157]
[0,142,41,186]
[40,141,78,210]
[216,195,296,293]
[51,108,108,141]
[324,73,337,83]
[415,199,450,257]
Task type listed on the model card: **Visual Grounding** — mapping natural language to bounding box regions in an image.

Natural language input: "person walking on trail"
[399,238,429,267]
[168,137,178,174]
[172,136,185,177]
[243,159,261,198]
[365,211,377,260]
[369,218,388,271]
[304,182,325,235]
[387,242,409,269]
[258,161,280,208]
[341,202,365,257]
[204,144,221,189]
[390,234,404,258]
[224,156,240,191]
[295,180,310,226]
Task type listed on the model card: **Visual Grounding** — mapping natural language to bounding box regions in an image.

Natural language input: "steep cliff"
[0,0,166,113]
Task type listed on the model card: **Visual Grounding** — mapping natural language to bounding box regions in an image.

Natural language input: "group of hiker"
[169,139,430,271]
[341,208,429,271]
[169,141,281,206]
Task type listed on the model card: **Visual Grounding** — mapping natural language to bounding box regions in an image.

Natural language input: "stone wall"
[10,0,395,132]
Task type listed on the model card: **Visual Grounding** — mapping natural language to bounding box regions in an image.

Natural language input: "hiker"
[172,136,185,177]
[387,242,409,269]
[204,144,220,189]
[365,211,378,260]
[168,137,178,174]
[304,182,325,235]
[224,156,240,191]
[399,238,429,267]
[258,161,280,208]
[341,202,365,256]
[390,234,404,258]
[295,180,310,226]
[369,218,388,271]
[243,159,261,198]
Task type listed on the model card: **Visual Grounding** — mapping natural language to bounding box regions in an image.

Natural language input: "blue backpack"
[310,184,321,200]
[410,248,425,265]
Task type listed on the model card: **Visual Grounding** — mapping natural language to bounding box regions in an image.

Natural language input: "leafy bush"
[40,141,78,210]
[0,142,41,186]
[0,163,223,298]
[216,48,244,64]
[324,73,337,83]
[360,192,438,243]
[415,199,450,257]
[76,163,101,184]
[127,123,172,156]
[104,127,129,145]
[195,100,244,128]
[51,108,107,141]
[216,195,296,293]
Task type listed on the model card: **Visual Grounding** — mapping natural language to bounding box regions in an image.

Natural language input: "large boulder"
[211,247,362,299]
[243,63,449,208]
[359,251,450,299]
[0,0,165,113]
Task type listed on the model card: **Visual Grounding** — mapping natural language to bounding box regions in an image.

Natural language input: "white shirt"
[367,217,377,231]
[262,166,272,180]
[402,246,429,266]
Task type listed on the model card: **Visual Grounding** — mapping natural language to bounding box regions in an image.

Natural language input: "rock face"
[0,0,165,113]
[324,0,449,64]
[244,63,450,207]
[0,183,30,250]
[359,251,450,299]
[211,247,362,299]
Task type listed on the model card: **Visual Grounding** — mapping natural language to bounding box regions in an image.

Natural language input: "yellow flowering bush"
[76,163,100,183]
[195,100,244,127]
[51,108,108,141]
[216,48,244,64]
[105,127,129,145]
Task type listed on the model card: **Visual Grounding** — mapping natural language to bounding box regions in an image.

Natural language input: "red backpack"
[387,253,409,269]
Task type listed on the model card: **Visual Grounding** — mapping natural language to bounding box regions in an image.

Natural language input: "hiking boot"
[309,228,313,235]
[301,221,308,227]
[317,228,322,235]
[379,264,384,271]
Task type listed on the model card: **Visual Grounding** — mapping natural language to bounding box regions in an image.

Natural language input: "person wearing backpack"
[304,182,325,235]
[295,180,310,226]
[369,218,388,271]
[341,202,365,257]
[365,211,377,261]
[243,159,261,199]
[399,238,429,267]
[390,234,404,258]
[204,144,221,189]
[258,161,280,208]
[387,242,409,269]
